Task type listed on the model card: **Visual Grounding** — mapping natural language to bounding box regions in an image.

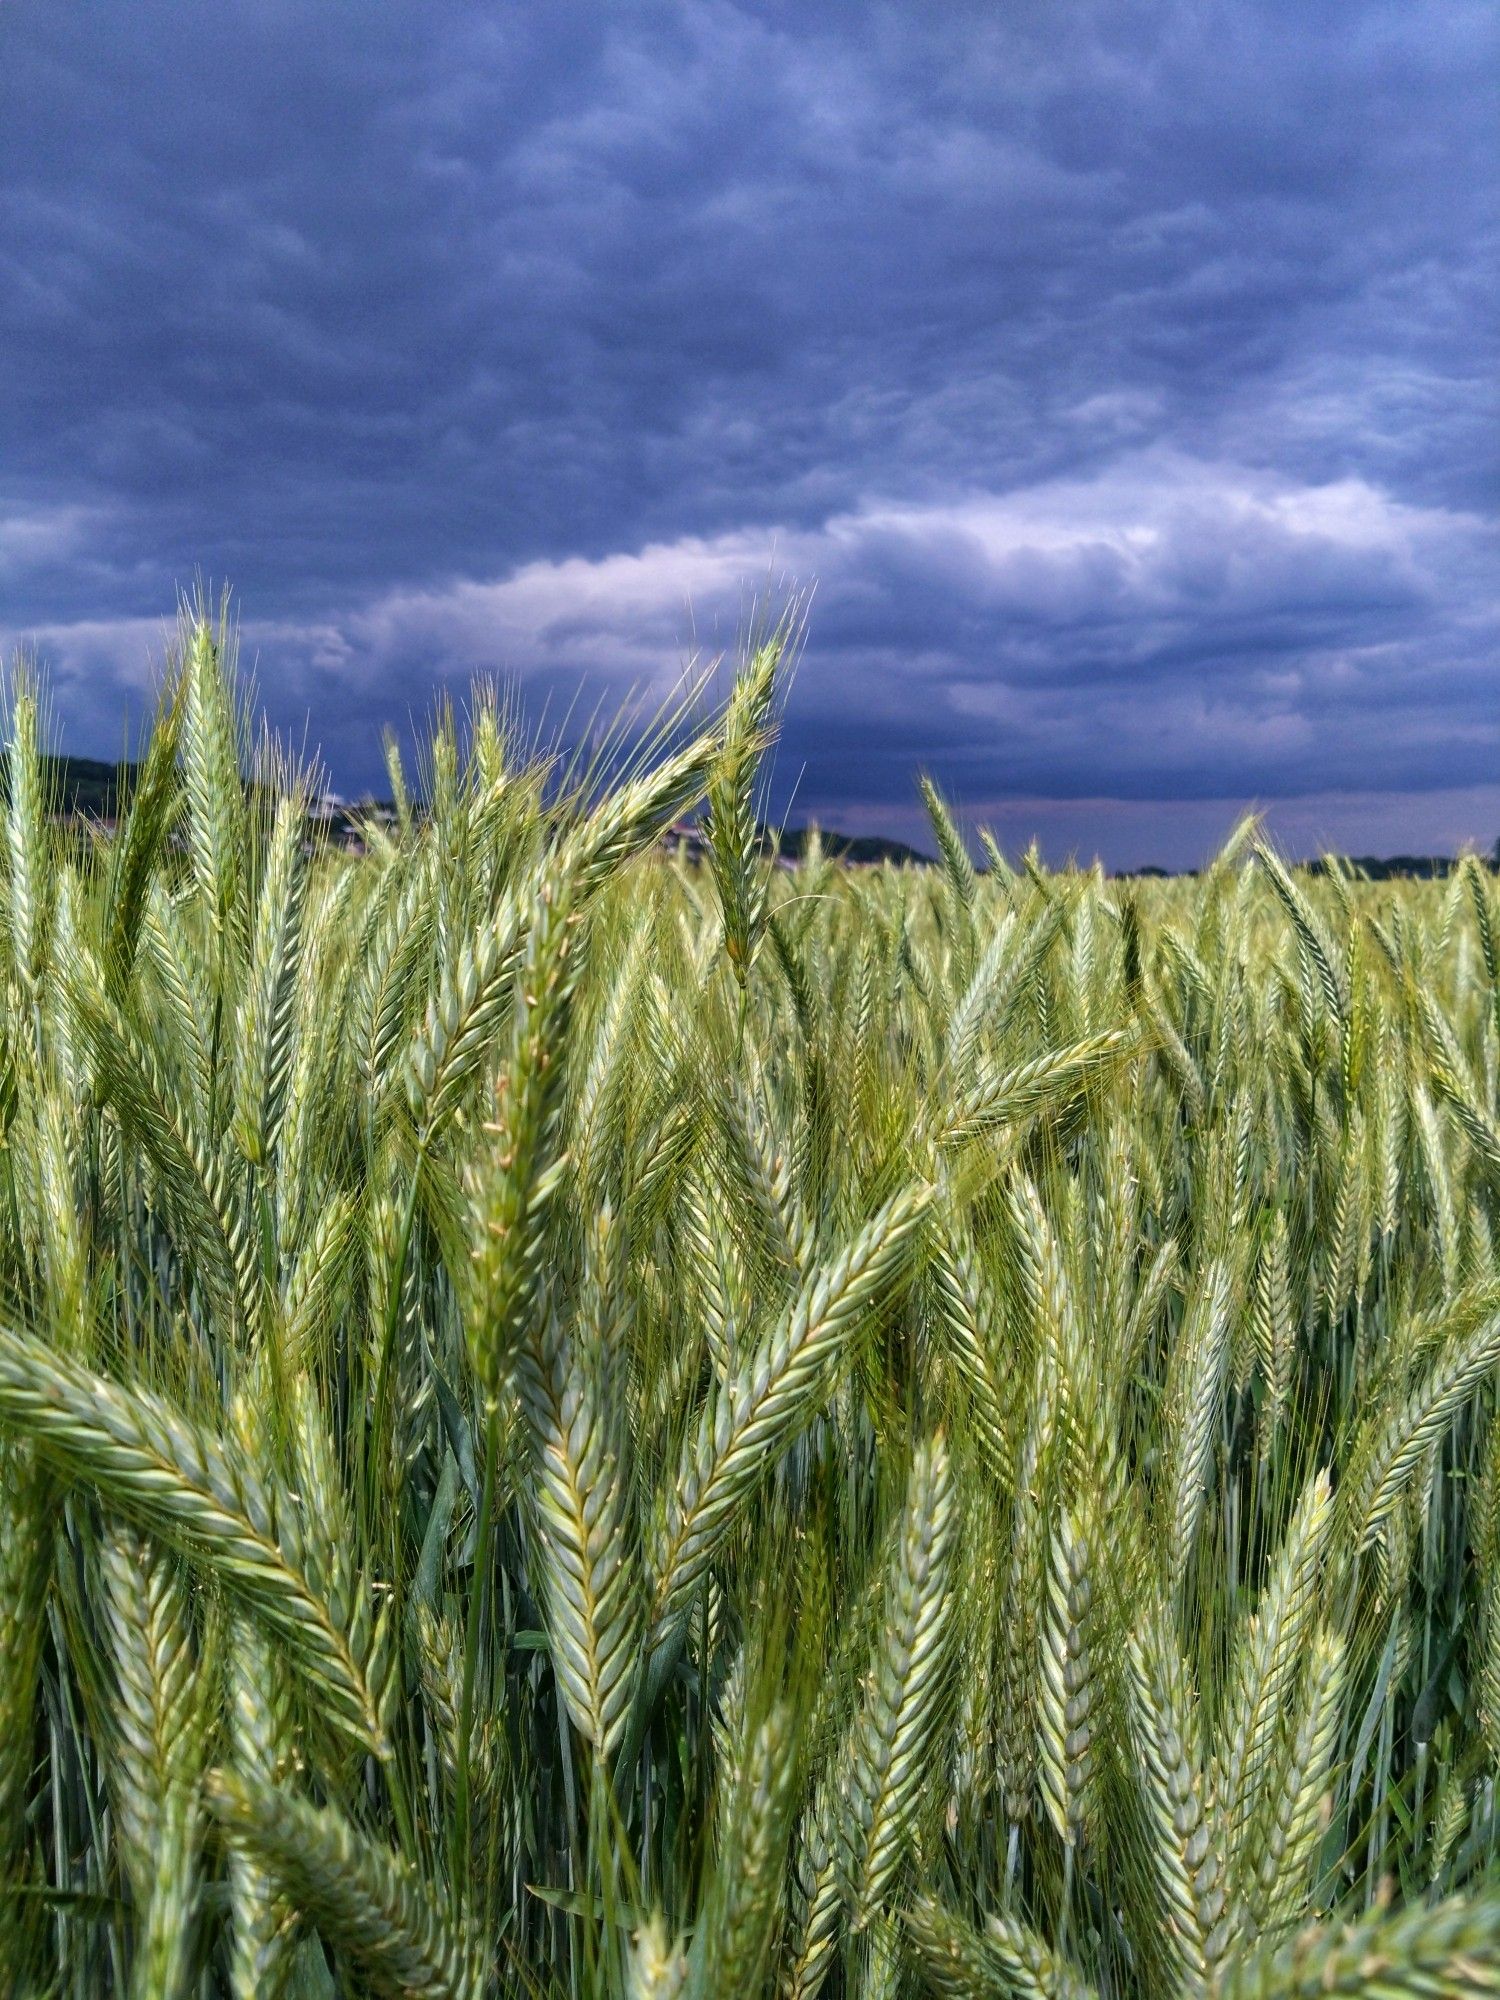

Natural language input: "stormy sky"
[1,1,1495,867]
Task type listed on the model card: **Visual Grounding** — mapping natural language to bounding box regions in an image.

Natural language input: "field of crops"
[2,614,1499,1997]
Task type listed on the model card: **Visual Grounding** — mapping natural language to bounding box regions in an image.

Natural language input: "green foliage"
[1,611,1500,1995]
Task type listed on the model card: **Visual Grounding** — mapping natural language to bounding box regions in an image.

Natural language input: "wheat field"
[1,611,1498,1996]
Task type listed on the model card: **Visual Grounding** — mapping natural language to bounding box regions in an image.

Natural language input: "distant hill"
[0,754,143,819]
[763,824,933,867]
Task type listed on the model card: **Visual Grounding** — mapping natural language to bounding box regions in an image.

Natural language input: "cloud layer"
[1,0,1495,864]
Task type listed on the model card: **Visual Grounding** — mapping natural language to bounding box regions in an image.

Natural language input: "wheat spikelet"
[233,792,306,1171]
[695,1702,800,2000]
[1037,1503,1099,1847]
[1462,852,1500,1046]
[1251,1213,1296,1462]
[704,627,786,988]
[1319,1128,1365,1330]
[1414,981,1500,1192]
[939,1026,1141,1151]
[1478,1460,1500,1771]
[180,608,248,962]
[928,1213,1011,1492]
[949,1498,1002,1831]
[1256,841,1348,1024]
[3,676,53,1004]
[1411,1081,1462,1297]
[1122,1231,1180,1379]
[516,1295,642,1760]
[902,1894,992,1998]
[628,1914,690,2000]
[780,1770,845,2000]
[67,965,261,1340]
[679,1168,750,1380]
[943,909,1018,1077]
[1148,981,1209,1126]
[651,1182,931,1637]
[843,1436,957,1925]
[127,1778,204,2000]
[95,1518,210,1999]
[26,1084,89,1349]
[1370,1054,1405,1239]
[1087,1120,1136,1365]
[1125,1610,1230,1991]
[462,865,584,1395]
[279,1377,390,1739]
[404,887,526,1139]
[999,1364,1059,1825]
[725,1079,813,1276]
[920,775,978,988]
[1218,1470,1334,1872]
[139,886,216,1126]
[1427,1764,1467,1890]
[225,1618,300,2000]
[278,1190,358,1367]
[101,676,185,997]
[904,1897,1102,2000]
[572,921,651,1187]
[982,1912,1102,2000]
[1005,1172,1125,1515]
[354,845,436,1097]
[207,1772,483,2000]
[98,1524,206,1898]
[1341,1281,1500,1552]
[1213,1886,1500,1998]
[554,715,723,895]
[1240,1624,1346,1939]
[1161,1256,1233,1600]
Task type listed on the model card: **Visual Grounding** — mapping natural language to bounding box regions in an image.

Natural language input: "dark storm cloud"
[0,0,1495,863]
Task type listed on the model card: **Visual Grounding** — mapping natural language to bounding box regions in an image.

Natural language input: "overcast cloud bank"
[1,0,1495,864]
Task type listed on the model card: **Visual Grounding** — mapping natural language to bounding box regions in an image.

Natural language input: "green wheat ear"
[98,1523,207,1904]
[905,1896,1102,2000]
[1341,1280,1500,1552]
[1218,1469,1335,1889]
[704,617,794,989]
[1125,1608,1231,1990]
[517,1290,643,1762]
[1213,1888,1500,1999]
[650,1180,932,1642]
[843,1435,958,1927]
[207,1773,484,2000]
[1037,1502,1101,1848]
[225,1618,300,2000]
